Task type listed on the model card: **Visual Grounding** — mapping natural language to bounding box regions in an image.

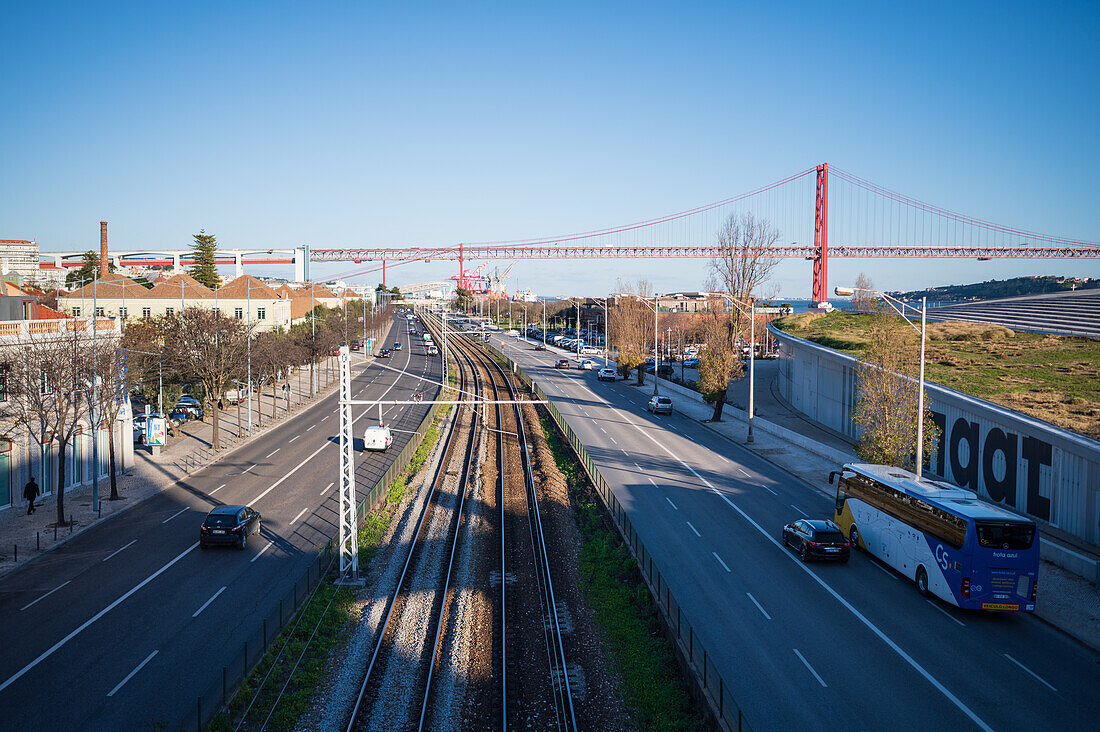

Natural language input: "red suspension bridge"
[41,164,1100,300]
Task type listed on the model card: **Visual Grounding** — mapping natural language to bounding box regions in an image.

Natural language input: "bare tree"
[162,309,251,450]
[608,279,654,384]
[710,211,782,303]
[695,298,745,421]
[852,272,877,312]
[851,313,940,469]
[1,329,93,526]
[93,340,131,500]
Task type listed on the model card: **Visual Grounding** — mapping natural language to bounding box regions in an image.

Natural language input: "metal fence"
[486,340,753,732]
[186,397,444,730]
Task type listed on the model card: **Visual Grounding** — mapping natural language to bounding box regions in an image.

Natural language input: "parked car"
[363,426,393,452]
[579,359,596,370]
[200,505,262,550]
[682,358,700,368]
[534,343,546,351]
[647,395,673,414]
[392,342,402,351]
[580,346,601,355]
[597,367,617,382]
[173,402,204,420]
[782,519,850,562]
[177,395,201,408]
[378,348,392,358]
[555,359,570,369]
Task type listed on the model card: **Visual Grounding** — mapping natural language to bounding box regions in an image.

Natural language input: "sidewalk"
[0,351,371,581]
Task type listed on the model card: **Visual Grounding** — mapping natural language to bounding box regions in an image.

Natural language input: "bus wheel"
[916,566,930,596]
[848,526,861,552]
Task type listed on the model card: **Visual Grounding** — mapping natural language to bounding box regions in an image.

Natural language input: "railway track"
[346,314,576,731]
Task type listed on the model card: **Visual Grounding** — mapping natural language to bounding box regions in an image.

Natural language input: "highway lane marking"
[20,580,72,612]
[307,424,316,431]
[737,468,750,477]
[322,416,330,421]
[666,497,678,510]
[211,483,226,495]
[289,435,300,443]
[1003,654,1057,692]
[250,541,273,563]
[790,504,806,516]
[634,462,642,470]
[599,427,607,434]
[647,477,658,486]
[869,560,897,579]
[761,484,778,496]
[290,507,309,525]
[712,552,731,572]
[161,508,188,524]
[720,456,732,464]
[608,405,995,732]
[192,587,226,618]
[686,521,701,538]
[793,648,828,688]
[102,540,137,563]
[266,448,281,458]
[0,542,200,693]
[925,600,965,627]
[746,592,771,619]
[107,650,159,697]
[608,436,617,444]
[241,465,255,474]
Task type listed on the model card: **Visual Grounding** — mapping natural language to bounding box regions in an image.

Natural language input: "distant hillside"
[891,275,1098,303]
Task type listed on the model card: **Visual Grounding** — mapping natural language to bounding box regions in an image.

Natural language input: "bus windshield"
[975,521,1035,550]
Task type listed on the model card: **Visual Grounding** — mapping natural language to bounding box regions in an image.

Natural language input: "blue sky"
[2,1,1097,298]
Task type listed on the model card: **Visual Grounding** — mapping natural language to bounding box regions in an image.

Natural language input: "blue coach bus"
[830,463,1039,612]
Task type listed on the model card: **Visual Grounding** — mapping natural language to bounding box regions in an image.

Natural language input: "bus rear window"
[975,521,1035,550]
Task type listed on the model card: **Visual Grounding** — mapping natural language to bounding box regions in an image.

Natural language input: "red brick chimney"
[99,221,109,278]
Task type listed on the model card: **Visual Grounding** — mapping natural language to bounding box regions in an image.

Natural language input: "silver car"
[647,395,673,415]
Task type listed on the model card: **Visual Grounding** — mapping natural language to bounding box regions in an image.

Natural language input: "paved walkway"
[0,349,377,581]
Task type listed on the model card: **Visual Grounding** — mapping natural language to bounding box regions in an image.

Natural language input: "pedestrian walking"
[217,398,224,411]
[24,477,40,515]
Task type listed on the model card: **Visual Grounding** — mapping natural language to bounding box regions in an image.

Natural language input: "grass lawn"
[774,312,1100,439]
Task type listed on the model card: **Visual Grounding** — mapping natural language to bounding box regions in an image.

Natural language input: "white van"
[363,426,393,451]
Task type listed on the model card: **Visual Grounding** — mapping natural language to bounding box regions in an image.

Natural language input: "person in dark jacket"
[24,478,40,515]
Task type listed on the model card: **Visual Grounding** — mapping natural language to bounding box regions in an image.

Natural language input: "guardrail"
[481,337,754,732]
[186,353,445,730]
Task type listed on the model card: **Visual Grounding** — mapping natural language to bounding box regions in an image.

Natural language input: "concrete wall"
[772,324,1100,548]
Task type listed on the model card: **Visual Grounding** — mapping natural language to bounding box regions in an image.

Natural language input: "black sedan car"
[378,348,392,358]
[200,505,262,550]
[555,358,570,369]
[782,519,850,562]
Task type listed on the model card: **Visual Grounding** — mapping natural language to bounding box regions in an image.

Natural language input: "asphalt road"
[486,331,1099,732]
[0,315,441,730]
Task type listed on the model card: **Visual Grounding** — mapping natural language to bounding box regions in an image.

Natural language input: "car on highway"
[555,358,570,369]
[427,345,439,356]
[392,341,402,351]
[363,425,393,451]
[534,343,546,351]
[350,340,361,351]
[597,367,616,382]
[782,519,851,562]
[199,505,262,550]
[579,359,596,370]
[647,395,673,414]
[378,348,392,358]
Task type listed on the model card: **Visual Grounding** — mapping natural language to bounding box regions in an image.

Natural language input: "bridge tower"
[812,163,829,303]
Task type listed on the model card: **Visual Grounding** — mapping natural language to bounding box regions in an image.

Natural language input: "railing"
[482,339,754,732]
[187,352,444,730]
[0,317,119,339]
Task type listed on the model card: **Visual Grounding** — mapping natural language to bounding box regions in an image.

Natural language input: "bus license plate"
[981,602,1019,611]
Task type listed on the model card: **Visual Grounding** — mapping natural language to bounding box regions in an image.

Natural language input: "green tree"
[454,287,474,311]
[65,251,116,287]
[189,229,220,289]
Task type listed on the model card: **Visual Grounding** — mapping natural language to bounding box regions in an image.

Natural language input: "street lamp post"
[715,294,757,443]
[835,286,929,478]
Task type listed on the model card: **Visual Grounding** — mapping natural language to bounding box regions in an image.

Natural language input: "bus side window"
[835,476,849,512]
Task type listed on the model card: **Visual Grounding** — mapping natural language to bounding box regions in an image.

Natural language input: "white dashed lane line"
[192,586,226,618]
[793,648,828,688]
[666,497,678,510]
[266,448,280,458]
[1003,654,1057,692]
[761,484,778,496]
[107,650,158,697]
[161,508,188,524]
[307,425,316,431]
[712,552,731,572]
[290,507,309,525]
[322,416,330,422]
[250,541,273,563]
[241,465,255,474]
[20,581,71,612]
[686,521,701,538]
[747,592,771,619]
[102,540,137,563]
[289,435,300,443]
[790,504,806,516]
[321,482,334,495]
[737,468,750,477]
[926,600,965,627]
[211,483,226,495]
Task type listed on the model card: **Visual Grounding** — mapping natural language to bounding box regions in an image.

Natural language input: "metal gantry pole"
[915,296,927,478]
[747,300,756,444]
[336,346,359,580]
[653,295,659,396]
